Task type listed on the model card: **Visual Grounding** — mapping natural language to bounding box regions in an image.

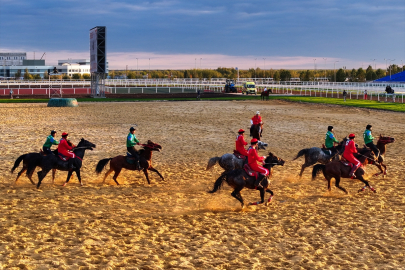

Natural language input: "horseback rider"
[250,111,263,137]
[363,124,380,158]
[43,130,59,155]
[127,126,141,170]
[325,126,339,156]
[235,129,249,157]
[343,133,361,178]
[58,132,76,169]
[247,138,269,189]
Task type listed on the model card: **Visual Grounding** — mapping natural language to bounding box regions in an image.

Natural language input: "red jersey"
[58,138,74,158]
[235,135,248,156]
[252,115,262,125]
[248,147,264,167]
[343,140,357,160]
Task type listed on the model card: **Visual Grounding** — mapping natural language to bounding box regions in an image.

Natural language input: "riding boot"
[254,174,265,189]
[250,125,253,137]
[349,164,359,178]
[134,154,141,170]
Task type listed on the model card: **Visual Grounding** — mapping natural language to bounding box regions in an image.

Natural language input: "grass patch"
[266,96,405,112]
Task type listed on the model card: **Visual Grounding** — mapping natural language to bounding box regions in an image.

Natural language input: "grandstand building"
[374,70,405,83]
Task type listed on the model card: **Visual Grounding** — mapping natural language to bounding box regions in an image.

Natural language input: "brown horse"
[208,152,285,208]
[312,147,377,194]
[369,135,395,177]
[95,140,164,185]
[260,89,272,100]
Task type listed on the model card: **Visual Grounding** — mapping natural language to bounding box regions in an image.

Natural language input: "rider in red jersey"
[247,138,268,188]
[58,132,76,169]
[235,129,249,157]
[250,111,263,137]
[343,133,361,178]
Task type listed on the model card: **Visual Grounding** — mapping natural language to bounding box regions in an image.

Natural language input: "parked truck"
[242,81,257,95]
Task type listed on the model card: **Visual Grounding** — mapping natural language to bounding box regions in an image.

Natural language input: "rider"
[247,138,268,189]
[363,124,380,158]
[250,111,263,137]
[58,132,76,170]
[43,130,59,155]
[127,126,141,170]
[235,129,249,158]
[325,126,339,156]
[343,133,361,178]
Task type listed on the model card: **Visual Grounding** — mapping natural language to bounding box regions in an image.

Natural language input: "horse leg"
[334,176,348,194]
[52,169,56,184]
[299,163,310,178]
[62,170,74,187]
[142,168,151,185]
[27,168,36,185]
[36,169,50,189]
[112,168,122,185]
[148,166,165,181]
[15,166,27,184]
[102,168,114,184]
[265,189,274,206]
[357,175,376,193]
[249,188,265,206]
[76,170,83,186]
[325,175,332,191]
[231,187,244,207]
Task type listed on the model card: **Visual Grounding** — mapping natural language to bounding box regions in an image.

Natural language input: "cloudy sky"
[0,0,404,70]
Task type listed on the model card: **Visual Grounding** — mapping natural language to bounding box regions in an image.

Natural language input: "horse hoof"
[358,188,365,193]
[62,183,67,187]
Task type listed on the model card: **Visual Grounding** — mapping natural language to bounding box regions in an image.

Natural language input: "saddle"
[126,152,135,164]
[340,157,353,168]
[58,153,68,161]
[243,164,258,179]
[233,150,246,161]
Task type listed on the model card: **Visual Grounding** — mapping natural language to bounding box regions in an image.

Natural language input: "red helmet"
[238,129,245,133]
[62,132,68,136]
[349,133,355,138]
[251,138,258,144]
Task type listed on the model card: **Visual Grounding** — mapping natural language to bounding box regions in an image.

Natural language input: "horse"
[293,138,347,178]
[206,141,268,172]
[312,147,377,194]
[208,152,285,208]
[368,135,395,177]
[250,124,262,140]
[26,138,96,189]
[260,89,272,101]
[95,140,164,185]
[11,150,58,185]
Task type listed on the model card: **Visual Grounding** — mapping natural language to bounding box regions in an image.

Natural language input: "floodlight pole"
[334,61,339,82]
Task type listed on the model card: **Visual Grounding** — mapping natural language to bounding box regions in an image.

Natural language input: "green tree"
[375,69,385,79]
[356,68,366,82]
[62,74,70,80]
[350,69,357,82]
[280,70,292,81]
[72,73,81,80]
[23,68,32,80]
[82,74,90,80]
[273,71,280,81]
[33,74,41,80]
[335,69,346,82]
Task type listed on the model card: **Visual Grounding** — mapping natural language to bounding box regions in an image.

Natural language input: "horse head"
[143,140,162,152]
[77,138,96,150]
[378,134,395,145]
[265,152,285,166]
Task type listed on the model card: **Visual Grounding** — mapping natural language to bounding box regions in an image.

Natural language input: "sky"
[0,0,404,70]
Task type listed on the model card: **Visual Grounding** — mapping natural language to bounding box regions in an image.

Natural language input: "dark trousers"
[42,146,53,155]
[366,142,380,158]
[127,147,141,168]
[327,147,337,156]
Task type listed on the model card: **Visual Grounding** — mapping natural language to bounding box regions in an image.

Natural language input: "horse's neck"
[73,148,86,159]
[141,149,152,160]
[376,141,386,155]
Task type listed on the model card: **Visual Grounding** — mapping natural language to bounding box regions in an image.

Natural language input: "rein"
[357,153,378,164]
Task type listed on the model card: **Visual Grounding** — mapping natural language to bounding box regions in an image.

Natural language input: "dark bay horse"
[11,150,58,185]
[250,124,262,140]
[369,135,395,177]
[260,89,272,101]
[312,147,377,194]
[206,141,268,172]
[95,140,164,185]
[26,138,96,189]
[208,152,285,208]
[293,138,347,178]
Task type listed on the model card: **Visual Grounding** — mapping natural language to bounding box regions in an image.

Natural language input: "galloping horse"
[293,138,347,178]
[206,141,268,172]
[368,135,395,176]
[95,140,164,185]
[260,89,272,101]
[312,147,377,194]
[208,152,285,208]
[26,138,96,189]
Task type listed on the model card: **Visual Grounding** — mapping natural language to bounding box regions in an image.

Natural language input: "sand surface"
[0,100,404,269]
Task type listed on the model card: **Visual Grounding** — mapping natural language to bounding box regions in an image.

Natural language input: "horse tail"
[95,158,112,174]
[293,149,308,161]
[208,172,227,193]
[206,157,220,170]
[11,154,27,173]
[312,164,325,181]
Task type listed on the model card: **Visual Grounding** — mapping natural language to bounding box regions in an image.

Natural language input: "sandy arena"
[0,100,404,269]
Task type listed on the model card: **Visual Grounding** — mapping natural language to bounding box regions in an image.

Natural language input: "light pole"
[371,59,376,70]
[323,58,327,80]
[334,61,339,82]
[313,58,316,81]
[263,58,266,78]
[255,58,257,80]
[388,59,395,79]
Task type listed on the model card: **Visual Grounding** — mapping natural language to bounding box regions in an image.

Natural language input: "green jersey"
[43,135,59,148]
[325,131,339,148]
[363,129,374,144]
[126,132,140,147]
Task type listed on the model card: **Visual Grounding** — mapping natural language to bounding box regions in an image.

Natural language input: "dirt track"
[0,100,404,269]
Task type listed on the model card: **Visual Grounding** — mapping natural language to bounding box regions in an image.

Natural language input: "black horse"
[208,152,285,208]
[250,124,262,140]
[260,89,272,101]
[26,138,96,189]
[385,85,394,94]
[293,138,347,178]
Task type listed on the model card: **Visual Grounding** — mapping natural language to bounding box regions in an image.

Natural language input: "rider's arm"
[329,133,339,143]
[51,137,59,145]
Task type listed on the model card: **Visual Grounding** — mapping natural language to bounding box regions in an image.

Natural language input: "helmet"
[238,129,245,133]
[349,133,355,138]
[251,138,258,144]
[61,132,68,137]
[129,127,136,131]
[328,126,333,131]
[366,124,372,130]
[256,111,260,114]
[51,130,56,135]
